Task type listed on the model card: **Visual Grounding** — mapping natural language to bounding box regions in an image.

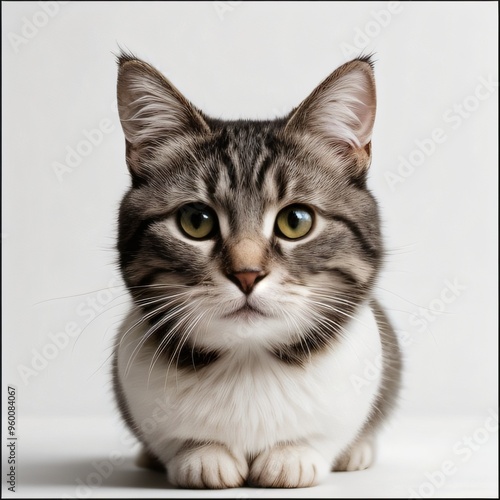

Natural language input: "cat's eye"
[275,205,314,240]
[177,203,218,240]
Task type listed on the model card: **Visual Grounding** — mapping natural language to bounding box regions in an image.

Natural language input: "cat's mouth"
[224,302,267,319]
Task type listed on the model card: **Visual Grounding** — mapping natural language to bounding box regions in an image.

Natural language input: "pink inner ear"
[350,76,376,147]
[118,63,210,147]
[313,68,376,149]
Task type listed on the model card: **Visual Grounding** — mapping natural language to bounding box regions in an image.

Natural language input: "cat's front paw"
[249,444,329,488]
[167,442,248,489]
[333,437,375,471]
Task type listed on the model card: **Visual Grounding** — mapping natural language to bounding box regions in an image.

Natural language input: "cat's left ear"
[116,53,210,175]
[285,57,376,157]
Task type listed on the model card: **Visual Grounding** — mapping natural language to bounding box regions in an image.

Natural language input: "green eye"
[178,203,217,240]
[275,205,314,240]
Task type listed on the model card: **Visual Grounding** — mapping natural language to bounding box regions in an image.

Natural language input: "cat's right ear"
[116,53,210,177]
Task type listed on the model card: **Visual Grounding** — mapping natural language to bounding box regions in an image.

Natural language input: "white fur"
[342,438,374,471]
[167,443,248,488]
[116,301,382,475]
[261,210,277,239]
[250,444,329,487]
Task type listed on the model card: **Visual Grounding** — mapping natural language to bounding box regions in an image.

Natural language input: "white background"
[2,1,498,498]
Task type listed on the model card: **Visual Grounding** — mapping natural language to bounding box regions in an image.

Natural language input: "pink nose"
[229,271,267,294]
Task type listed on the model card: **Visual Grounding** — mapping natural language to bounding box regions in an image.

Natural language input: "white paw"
[334,439,375,471]
[249,445,329,488]
[167,442,248,489]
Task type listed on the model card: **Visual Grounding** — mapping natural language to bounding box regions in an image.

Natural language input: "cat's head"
[116,53,382,364]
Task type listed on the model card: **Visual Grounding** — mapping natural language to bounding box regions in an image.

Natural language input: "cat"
[112,51,402,489]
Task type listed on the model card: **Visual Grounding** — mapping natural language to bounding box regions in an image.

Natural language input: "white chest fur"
[116,302,382,464]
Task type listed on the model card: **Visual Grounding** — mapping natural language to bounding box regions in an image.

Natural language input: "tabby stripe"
[136,268,171,288]
[255,155,272,191]
[329,267,360,287]
[213,130,238,190]
[145,322,220,371]
[136,262,201,290]
[222,152,238,190]
[175,342,220,370]
[271,238,284,257]
[330,215,379,260]
[129,214,170,248]
[274,167,287,201]
[272,324,336,366]
[119,211,175,270]
[120,216,161,268]
[272,304,358,365]
[204,165,220,197]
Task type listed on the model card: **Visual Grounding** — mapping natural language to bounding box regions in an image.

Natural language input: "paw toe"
[250,445,328,488]
[167,443,247,489]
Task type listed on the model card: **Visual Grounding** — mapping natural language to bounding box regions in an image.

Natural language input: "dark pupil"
[190,211,206,229]
[288,211,300,229]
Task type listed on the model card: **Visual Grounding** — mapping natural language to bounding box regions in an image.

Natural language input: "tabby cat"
[113,52,401,489]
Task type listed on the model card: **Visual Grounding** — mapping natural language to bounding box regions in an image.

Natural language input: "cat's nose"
[228,270,267,294]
